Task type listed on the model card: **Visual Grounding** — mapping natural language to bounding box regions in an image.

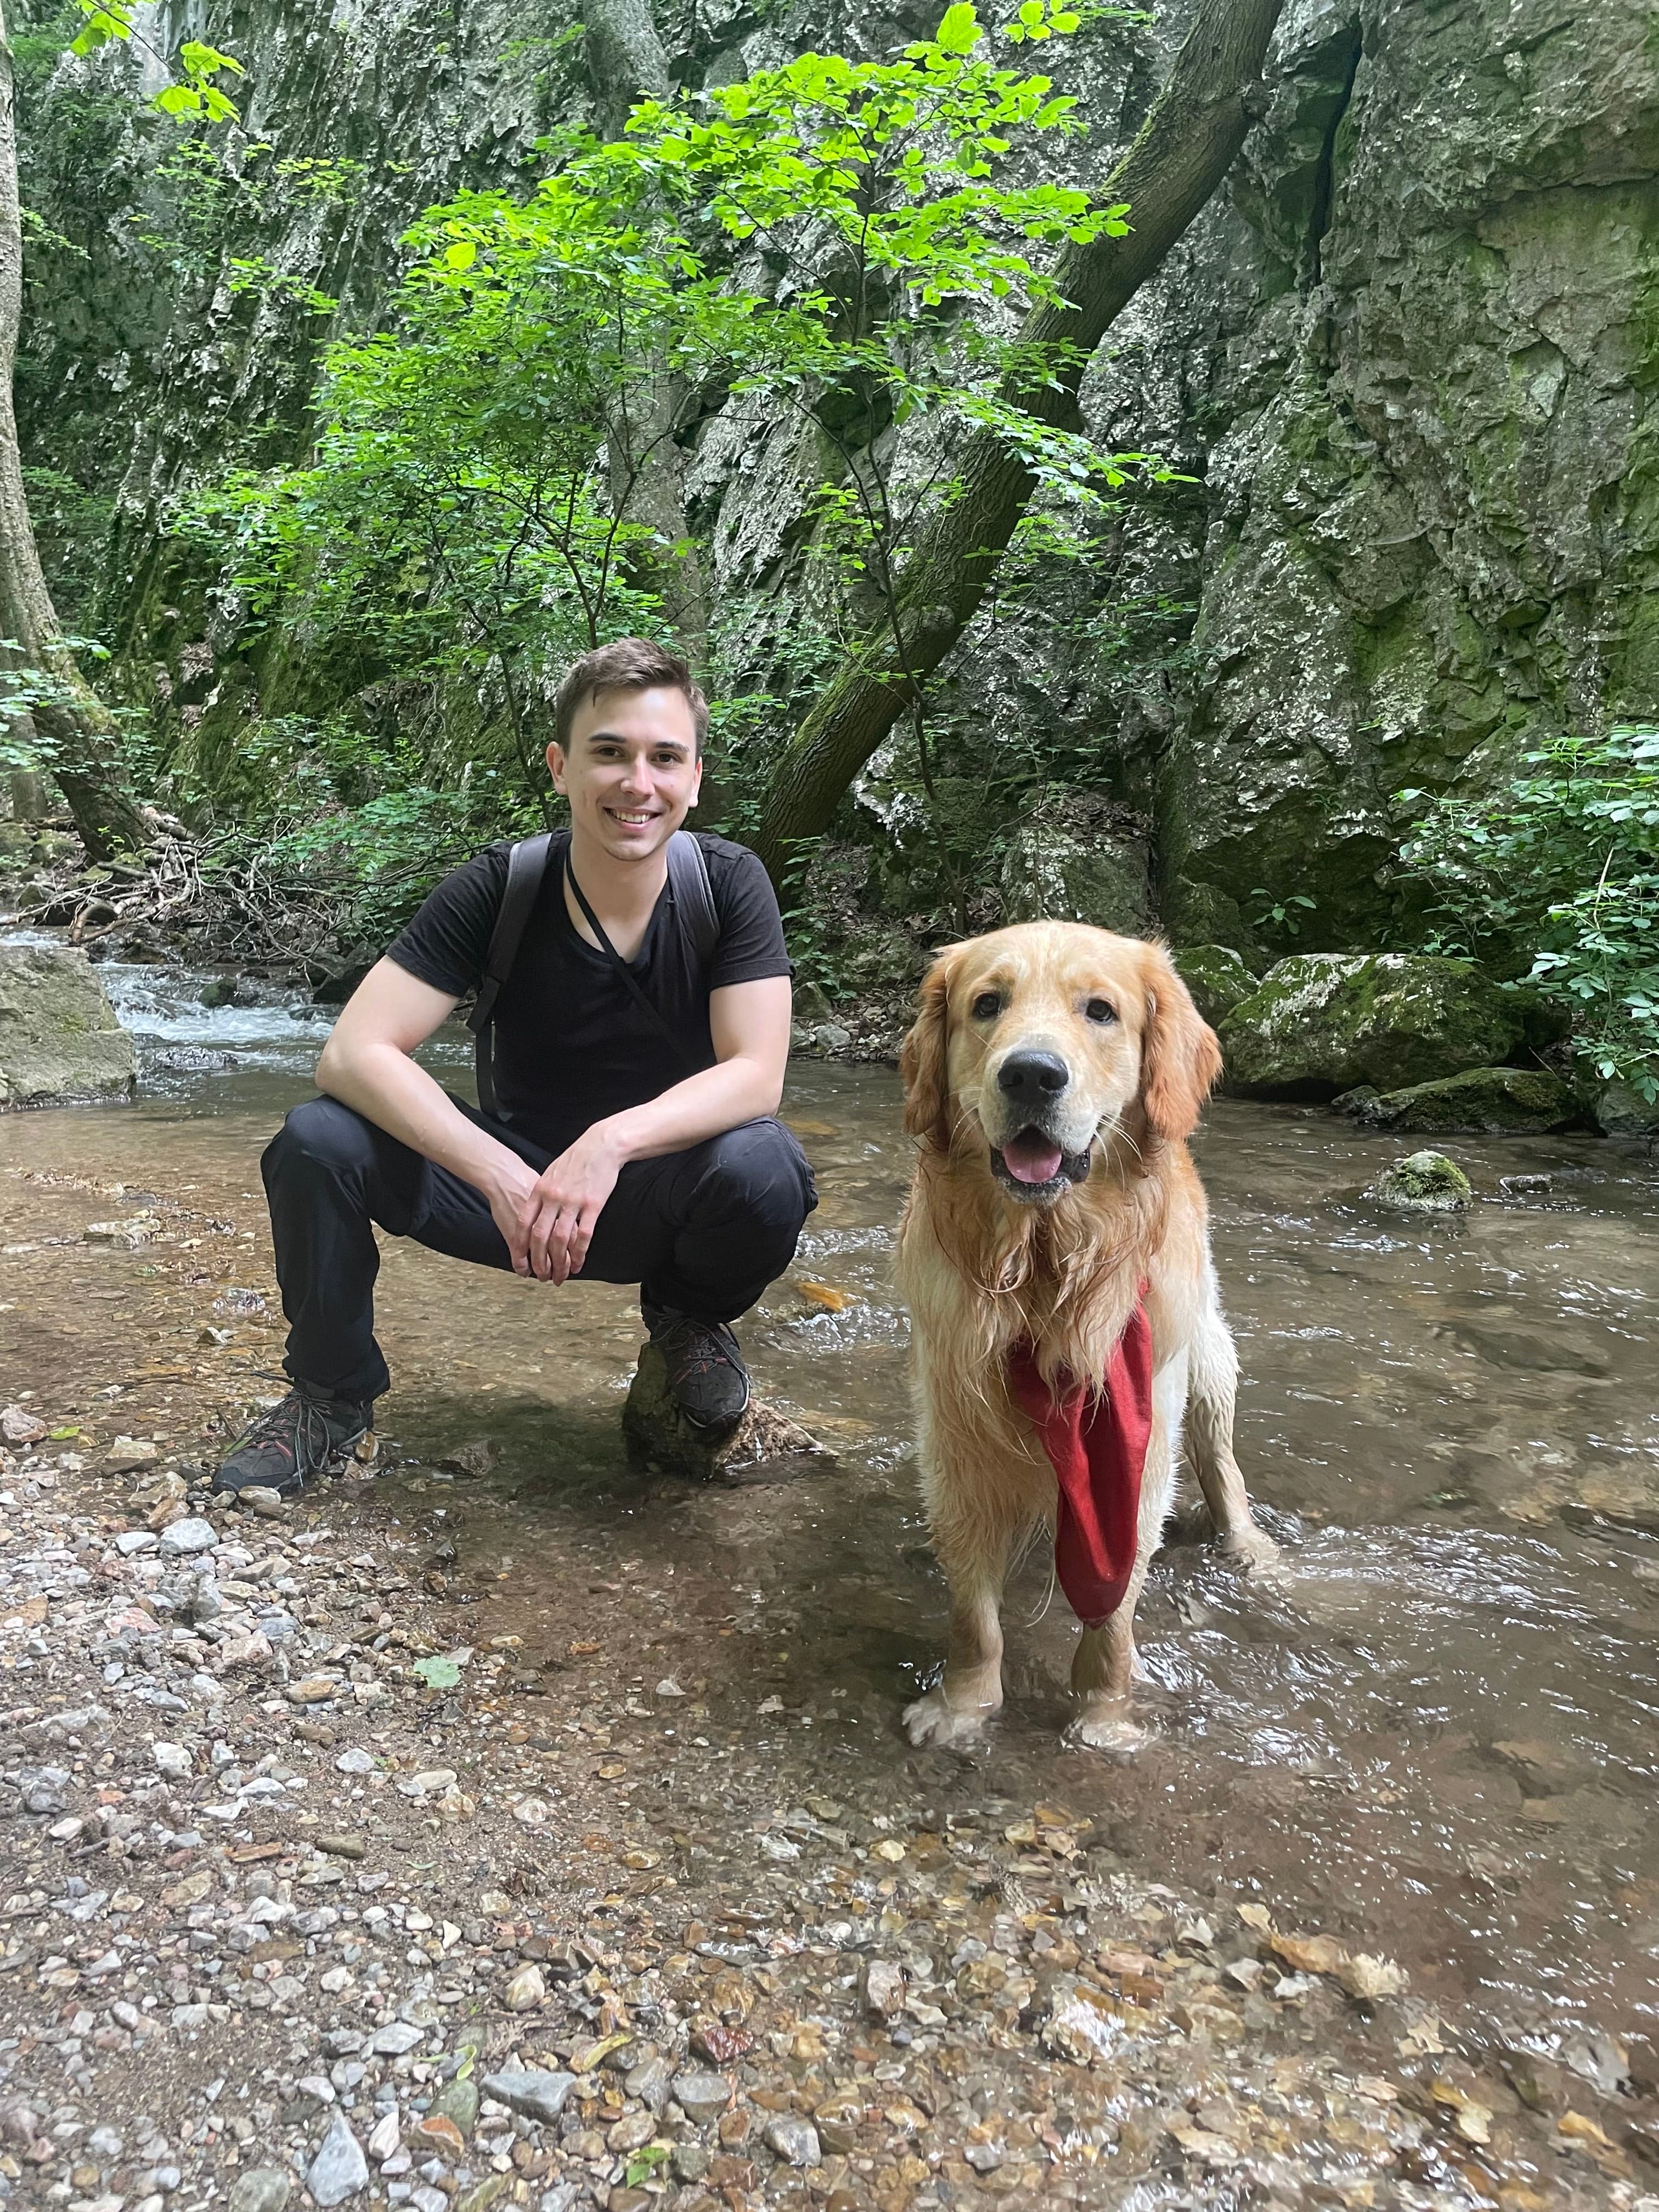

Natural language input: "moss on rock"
[1172,944,1257,1028]
[1342,1065,1582,1135]
[1371,1150,1472,1212]
[0,945,136,1109]
[1218,953,1525,1097]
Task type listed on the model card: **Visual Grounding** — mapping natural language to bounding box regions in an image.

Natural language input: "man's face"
[548,685,703,865]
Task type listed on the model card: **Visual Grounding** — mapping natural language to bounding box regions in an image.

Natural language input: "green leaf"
[935,2,981,54]
[413,1654,464,1689]
[444,239,478,270]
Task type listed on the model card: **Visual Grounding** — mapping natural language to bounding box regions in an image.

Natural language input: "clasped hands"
[486,1125,624,1283]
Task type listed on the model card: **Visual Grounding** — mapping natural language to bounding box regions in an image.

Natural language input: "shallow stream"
[5,960,1659,2084]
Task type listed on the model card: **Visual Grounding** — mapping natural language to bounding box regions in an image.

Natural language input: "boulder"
[1171,944,1258,1029]
[1337,1065,1584,1136]
[0,944,136,1109]
[1000,805,1154,937]
[1586,1075,1659,1136]
[623,1342,832,1485]
[1370,1150,1472,1213]
[1218,953,1523,1098]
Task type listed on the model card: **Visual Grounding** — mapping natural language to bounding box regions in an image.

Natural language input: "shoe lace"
[656,1316,740,1384]
[239,1391,337,1472]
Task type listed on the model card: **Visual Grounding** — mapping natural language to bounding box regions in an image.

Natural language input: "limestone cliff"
[12,0,1657,955]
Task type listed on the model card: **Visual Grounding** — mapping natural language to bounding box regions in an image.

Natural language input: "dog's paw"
[1218,1521,1282,1573]
[1064,1707,1147,1757]
[902,1689,995,1750]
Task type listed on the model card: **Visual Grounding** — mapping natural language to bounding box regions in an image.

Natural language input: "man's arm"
[515,974,793,1283]
[313,957,554,1273]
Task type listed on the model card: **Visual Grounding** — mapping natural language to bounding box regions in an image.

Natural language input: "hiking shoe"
[643,1304,752,1431]
[213,1383,373,1499]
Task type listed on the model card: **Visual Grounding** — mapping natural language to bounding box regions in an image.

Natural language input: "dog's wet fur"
[895,921,1278,1753]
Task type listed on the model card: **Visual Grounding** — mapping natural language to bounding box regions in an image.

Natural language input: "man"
[213,637,815,1498]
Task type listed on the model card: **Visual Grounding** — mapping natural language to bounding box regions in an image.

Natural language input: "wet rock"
[1220,955,1523,1098]
[228,2172,292,2212]
[1492,1737,1594,1796]
[764,2116,821,2166]
[672,2069,733,2123]
[622,1342,833,1485]
[1342,1065,1582,1135]
[305,2114,368,2207]
[1173,944,1259,1028]
[481,2068,577,2125]
[1588,1075,1659,1135]
[0,944,137,1109]
[1370,1150,1472,1212]
[624,2054,675,2114]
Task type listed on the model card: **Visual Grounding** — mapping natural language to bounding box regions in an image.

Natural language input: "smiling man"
[213,637,815,1499]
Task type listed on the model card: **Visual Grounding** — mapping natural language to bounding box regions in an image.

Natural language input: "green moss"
[1372,1150,1472,1212]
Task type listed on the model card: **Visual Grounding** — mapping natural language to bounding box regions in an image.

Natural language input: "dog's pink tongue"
[1003,1132,1064,1184]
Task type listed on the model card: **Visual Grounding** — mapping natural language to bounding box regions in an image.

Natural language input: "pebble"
[152,1740,192,1778]
[370,2021,426,2056]
[672,2069,733,2123]
[861,1957,904,2015]
[501,1962,546,2011]
[480,2068,577,2125]
[228,2172,292,2212]
[158,1515,217,1555]
[236,1485,289,1517]
[336,1746,376,1774]
[765,2115,822,2166]
[306,2113,369,2207]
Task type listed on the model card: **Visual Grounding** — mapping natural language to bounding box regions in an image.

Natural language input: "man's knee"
[262,1097,380,1190]
[697,1119,816,1235]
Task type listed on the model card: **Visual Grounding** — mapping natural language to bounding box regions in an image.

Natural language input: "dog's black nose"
[996,1050,1070,1103]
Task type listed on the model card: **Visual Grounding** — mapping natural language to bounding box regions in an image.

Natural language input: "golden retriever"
[895,921,1276,1752]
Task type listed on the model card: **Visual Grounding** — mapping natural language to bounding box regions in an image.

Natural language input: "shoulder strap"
[565,858,706,1080]
[469,832,552,1121]
[667,829,719,967]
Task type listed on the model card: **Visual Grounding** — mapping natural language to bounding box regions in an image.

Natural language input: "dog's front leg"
[1187,1293,1279,1569]
[903,1561,1007,1750]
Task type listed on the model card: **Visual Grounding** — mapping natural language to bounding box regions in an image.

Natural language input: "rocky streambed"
[2,973,1658,2212]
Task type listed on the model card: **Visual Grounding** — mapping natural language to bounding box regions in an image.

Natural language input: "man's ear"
[1139,944,1222,1142]
[546,740,567,793]
[901,950,958,1152]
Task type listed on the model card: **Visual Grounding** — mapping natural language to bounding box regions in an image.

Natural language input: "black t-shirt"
[387,830,791,1155]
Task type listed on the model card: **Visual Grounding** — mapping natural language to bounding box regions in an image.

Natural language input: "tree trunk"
[585,0,710,665]
[0,3,146,862]
[749,0,1290,883]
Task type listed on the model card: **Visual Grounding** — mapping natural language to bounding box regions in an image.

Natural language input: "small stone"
[153,1741,192,1779]
[336,1747,375,1775]
[236,1486,289,1519]
[501,1963,546,2012]
[860,1959,905,2016]
[366,2111,400,2163]
[0,1404,46,1446]
[306,2113,369,2206]
[511,1796,551,1829]
[672,2069,733,2124]
[105,1436,161,1473]
[158,1515,217,1556]
[624,2054,675,2114]
[370,2021,426,2056]
[764,2116,821,2167]
[286,1675,341,1705]
[229,2174,292,2212]
[115,1529,159,1556]
[480,2068,577,2125]
[425,2078,478,2138]
[317,1834,366,1858]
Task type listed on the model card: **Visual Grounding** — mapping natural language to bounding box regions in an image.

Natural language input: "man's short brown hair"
[554,637,708,756]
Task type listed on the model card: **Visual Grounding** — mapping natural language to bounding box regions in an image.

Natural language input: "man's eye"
[972,992,1001,1020]
[1085,997,1116,1024]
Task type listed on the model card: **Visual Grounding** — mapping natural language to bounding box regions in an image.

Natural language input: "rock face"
[14,1,1658,959]
[1172,944,1259,1030]
[0,946,136,1110]
[623,1343,832,1486]
[1219,953,1523,1097]
[998,802,1155,937]
[1341,1064,1583,1135]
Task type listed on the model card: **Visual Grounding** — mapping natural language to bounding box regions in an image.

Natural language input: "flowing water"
[5,958,1659,2084]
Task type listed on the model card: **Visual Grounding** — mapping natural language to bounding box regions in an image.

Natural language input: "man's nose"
[996,1050,1070,1108]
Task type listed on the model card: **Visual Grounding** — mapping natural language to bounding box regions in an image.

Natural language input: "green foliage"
[1399,724,1659,1099]
[69,2,244,123]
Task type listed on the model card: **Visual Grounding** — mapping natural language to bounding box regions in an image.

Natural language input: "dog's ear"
[1139,944,1222,1142]
[901,949,958,1151]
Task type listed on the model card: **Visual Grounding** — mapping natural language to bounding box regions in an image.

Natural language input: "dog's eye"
[970,991,1001,1020]
[1085,997,1116,1024]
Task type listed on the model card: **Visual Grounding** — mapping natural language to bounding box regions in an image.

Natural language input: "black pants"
[261,1096,817,1404]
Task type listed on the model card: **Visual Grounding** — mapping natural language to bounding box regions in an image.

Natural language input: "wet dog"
[895,921,1276,1751]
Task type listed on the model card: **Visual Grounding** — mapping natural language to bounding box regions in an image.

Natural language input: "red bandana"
[1008,1298,1154,1627]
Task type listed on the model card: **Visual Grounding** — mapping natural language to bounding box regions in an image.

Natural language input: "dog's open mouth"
[991,1128,1093,1198]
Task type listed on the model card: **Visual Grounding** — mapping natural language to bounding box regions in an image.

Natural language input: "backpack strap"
[667,829,719,967]
[468,831,552,1122]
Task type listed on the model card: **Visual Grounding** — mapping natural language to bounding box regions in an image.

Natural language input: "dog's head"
[900,922,1221,1204]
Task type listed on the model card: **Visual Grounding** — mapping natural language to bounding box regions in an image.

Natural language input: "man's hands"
[486,1126,625,1283]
